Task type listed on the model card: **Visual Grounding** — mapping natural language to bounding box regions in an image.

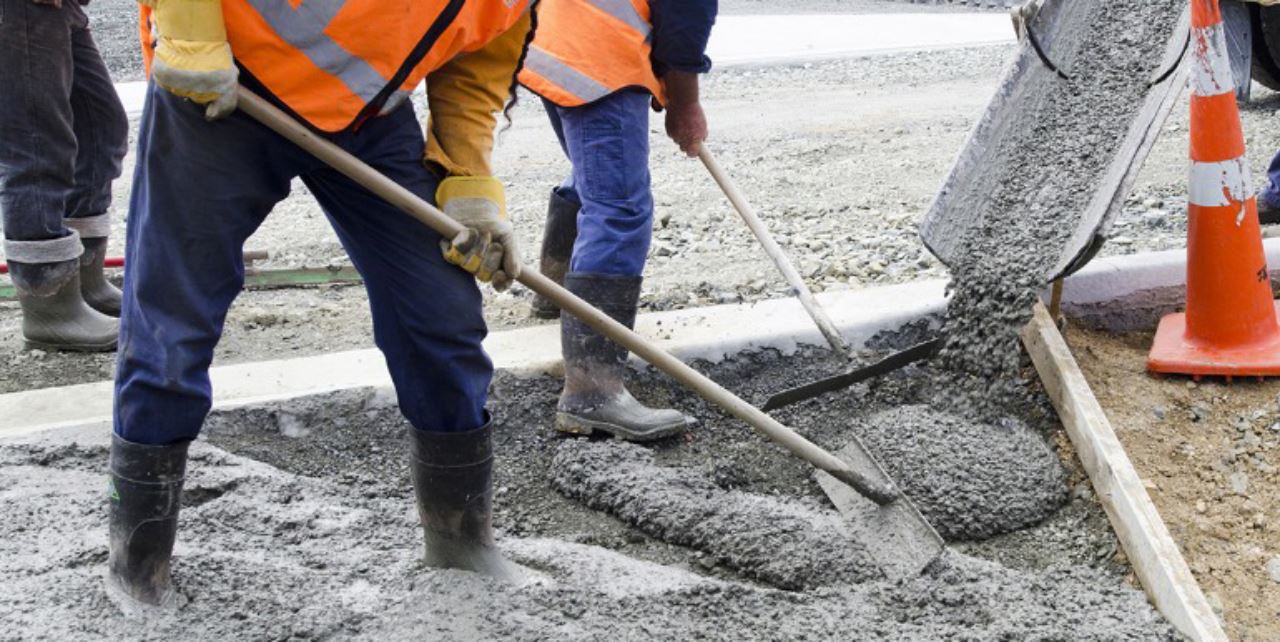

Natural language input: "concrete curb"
[6,241,1278,439]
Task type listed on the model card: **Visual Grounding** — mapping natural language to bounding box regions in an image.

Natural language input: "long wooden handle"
[235,87,895,504]
[697,147,852,360]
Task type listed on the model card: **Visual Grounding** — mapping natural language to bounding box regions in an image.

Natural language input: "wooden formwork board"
[1020,303,1228,642]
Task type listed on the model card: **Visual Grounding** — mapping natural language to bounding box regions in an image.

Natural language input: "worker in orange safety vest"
[519,0,718,442]
[107,0,534,615]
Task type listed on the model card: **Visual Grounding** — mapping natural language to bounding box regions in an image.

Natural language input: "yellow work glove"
[140,0,238,120]
[438,177,522,291]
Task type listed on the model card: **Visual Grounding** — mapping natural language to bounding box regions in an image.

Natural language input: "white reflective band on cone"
[1189,158,1253,225]
[1190,23,1236,97]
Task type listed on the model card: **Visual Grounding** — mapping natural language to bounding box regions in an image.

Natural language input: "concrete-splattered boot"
[10,258,118,352]
[409,421,519,581]
[78,236,122,317]
[556,273,689,442]
[529,188,580,320]
[105,434,189,615]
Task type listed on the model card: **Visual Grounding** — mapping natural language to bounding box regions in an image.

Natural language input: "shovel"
[697,147,943,413]
[235,87,944,579]
[698,147,852,360]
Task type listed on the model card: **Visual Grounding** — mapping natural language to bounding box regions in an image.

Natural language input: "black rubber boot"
[409,420,518,581]
[79,236,123,317]
[105,434,190,615]
[556,273,689,442]
[10,258,118,352]
[530,188,580,320]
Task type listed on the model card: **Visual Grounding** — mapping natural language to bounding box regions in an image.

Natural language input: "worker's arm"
[424,13,532,178]
[650,0,718,156]
[427,15,531,291]
[138,0,238,120]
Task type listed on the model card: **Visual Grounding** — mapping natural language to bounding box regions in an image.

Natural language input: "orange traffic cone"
[1147,0,1280,377]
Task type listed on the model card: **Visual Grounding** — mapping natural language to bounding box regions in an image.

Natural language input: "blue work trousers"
[115,84,492,446]
[1263,150,1280,210]
[0,0,127,259]
[543,90,653,277]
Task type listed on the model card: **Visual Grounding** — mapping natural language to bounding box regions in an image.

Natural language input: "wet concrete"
[0,348,1173,638]
[855,405,1068,540]
[552,440,881,589]
[1,424,1178,641]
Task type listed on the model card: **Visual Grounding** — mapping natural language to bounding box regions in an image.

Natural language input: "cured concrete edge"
[1,279,947,439]
[0,241,1242,439]
[1022,303,1228,642]
[1060,238,1280,332]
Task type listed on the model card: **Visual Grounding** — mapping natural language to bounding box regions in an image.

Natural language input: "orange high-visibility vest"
[141,0,529,132]
[518,0,665,108]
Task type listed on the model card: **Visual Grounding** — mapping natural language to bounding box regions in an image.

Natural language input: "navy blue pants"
[115,85,492,445]
[0,0,127,261]
[1263,150,1280,210]
[543,90,653,277]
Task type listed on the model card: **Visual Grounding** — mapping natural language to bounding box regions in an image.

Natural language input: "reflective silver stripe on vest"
[586,0,650,37]
[245,0,389,104]
[524,46,611,103]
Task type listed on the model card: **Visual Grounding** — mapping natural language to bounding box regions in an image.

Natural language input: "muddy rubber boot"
[556,273,689,442]
[409,421,519,581]
[105,434,190,616]
[79,237,122,317]
[530,188,580,320]
[10,259,118,352]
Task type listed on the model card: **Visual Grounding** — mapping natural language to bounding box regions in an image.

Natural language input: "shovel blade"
[817,439,945,581]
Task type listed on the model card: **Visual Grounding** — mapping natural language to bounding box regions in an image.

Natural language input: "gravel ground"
[9,3,1280,398]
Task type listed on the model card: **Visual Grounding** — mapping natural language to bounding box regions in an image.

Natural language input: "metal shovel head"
[817,437,945,581]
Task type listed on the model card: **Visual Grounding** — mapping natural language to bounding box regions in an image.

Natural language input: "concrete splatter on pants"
[114,83,492,445]
[543,90,653,277]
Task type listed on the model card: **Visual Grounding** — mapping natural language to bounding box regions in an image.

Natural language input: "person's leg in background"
[109,84,299,613]
[552,89,689,442]
[529,97,581,319]
[302,103,514,579]
[0,0,116,351]
[1259,149,1280,224]
[64,0,129,316]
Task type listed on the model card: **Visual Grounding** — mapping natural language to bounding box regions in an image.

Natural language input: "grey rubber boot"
[556,273,689,442]
[530,188,580,320]
[409,420,519,581]
[79,236,123,317]
[10,258,118,352]
[105,434,190,615]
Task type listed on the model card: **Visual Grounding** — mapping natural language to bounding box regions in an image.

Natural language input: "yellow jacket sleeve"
[425,13,533,177]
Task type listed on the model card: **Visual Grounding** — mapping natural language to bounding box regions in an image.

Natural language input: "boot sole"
[555,412,687,443]
[24,338,117,353]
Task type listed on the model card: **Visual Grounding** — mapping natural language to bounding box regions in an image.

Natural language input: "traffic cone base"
[1148,302,1280,376]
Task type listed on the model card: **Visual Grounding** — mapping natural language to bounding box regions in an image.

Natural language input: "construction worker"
[107,0,532,614]
[520,0,718,442]
[0,0,127,352]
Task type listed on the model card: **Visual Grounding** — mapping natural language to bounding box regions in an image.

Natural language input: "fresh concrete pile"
[854,405,1068,540]
[551,440,882,589]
